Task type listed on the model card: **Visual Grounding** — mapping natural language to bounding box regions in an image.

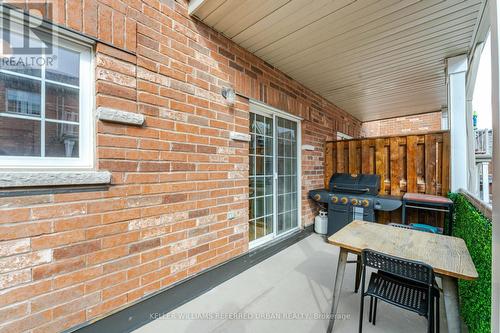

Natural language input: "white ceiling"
[189,0,487,122]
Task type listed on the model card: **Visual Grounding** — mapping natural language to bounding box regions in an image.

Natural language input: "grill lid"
[329,173,381,196]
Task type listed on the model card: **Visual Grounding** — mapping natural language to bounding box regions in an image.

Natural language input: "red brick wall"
[361,111,442,137]
[0,1,361,332]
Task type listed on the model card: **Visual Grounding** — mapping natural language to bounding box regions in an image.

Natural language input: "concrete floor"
[134,234,448,333]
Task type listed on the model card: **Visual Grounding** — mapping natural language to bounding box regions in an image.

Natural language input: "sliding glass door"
[249,113,274,243]
[276,117,298,235]
[249,103,300,247]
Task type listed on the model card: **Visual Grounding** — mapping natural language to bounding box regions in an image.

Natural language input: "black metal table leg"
[354,255,362,293]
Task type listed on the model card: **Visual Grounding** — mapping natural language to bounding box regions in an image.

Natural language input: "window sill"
[0,171,112,188]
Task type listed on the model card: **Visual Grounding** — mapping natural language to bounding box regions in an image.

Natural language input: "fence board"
[324,142,334,189]
[361,139,373,174]
[442,132,451,195]
[324,130,451,197]
[390,137,401,196]
[349,141,358,174]
[323,131,451,226]
[406,136,418,193]
[425,134,437,195]
[336,141,345,173]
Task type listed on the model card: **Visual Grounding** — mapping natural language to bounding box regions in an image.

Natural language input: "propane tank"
[314,210,328,235]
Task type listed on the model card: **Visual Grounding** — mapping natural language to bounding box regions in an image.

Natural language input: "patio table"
[326,220,478,333]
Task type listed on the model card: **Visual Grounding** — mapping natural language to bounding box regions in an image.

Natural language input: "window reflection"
[46,45,80,86]
[45,122,79,157]
[45,83,79,122]
[0,117,41,156]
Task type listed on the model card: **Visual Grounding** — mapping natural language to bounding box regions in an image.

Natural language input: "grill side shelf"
[373,196,402,211]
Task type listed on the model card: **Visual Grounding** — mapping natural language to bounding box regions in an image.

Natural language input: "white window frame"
[0,18,94,170]
[249,100,302,249]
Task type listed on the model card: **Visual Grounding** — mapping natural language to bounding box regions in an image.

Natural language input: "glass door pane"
[249,113,274,242]
[276,117,298,234]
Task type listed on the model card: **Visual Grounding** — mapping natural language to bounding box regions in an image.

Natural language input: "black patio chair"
[358,249,440,333]
[388,222,442,234]
[354,223,433,294]
[387,222,414,230]
[353,223,440,294]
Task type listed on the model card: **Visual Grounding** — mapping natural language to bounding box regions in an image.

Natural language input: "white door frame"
[249,100,302,249]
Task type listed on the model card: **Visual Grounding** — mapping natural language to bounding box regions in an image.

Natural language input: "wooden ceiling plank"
[234,0,356,49]
[331,86,446,106]
[283,13,478,75]
[192,0,227,21]
[214,0,288,37]
[302,39,470,91]
[258,0,420,62]
[193,0,485,121]
[271,1,480,67]
[329,81,446,103]
[298,38,472,93]
[321,63,445,95]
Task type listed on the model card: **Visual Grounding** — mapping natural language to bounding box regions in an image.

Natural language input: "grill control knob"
[341,197,348,204]
[362,199,370,207]
[351,198,358,205]
[331,196,338,203]
[314,194,321,201]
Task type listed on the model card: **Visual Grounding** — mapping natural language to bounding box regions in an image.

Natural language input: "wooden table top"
[328,220,478,280]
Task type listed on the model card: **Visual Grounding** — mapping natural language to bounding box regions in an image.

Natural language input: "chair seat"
[366,272,430,316]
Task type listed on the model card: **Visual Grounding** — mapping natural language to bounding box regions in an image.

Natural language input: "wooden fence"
[324,131,451,224]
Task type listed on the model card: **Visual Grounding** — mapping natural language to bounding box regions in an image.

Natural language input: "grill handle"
[332,185,370,193]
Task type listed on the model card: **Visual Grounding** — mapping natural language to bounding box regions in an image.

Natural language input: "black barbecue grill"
[309,173,402,237]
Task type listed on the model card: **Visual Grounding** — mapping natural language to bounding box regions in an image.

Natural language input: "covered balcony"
[180,0,494,332]
[0,1,496,333]
[78,1,493,332]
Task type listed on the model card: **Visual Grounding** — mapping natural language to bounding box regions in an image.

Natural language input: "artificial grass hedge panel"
[449,193,491,333]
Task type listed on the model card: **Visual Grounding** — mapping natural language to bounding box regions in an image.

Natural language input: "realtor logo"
[0,2,55,69]
[1,2,53,54]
